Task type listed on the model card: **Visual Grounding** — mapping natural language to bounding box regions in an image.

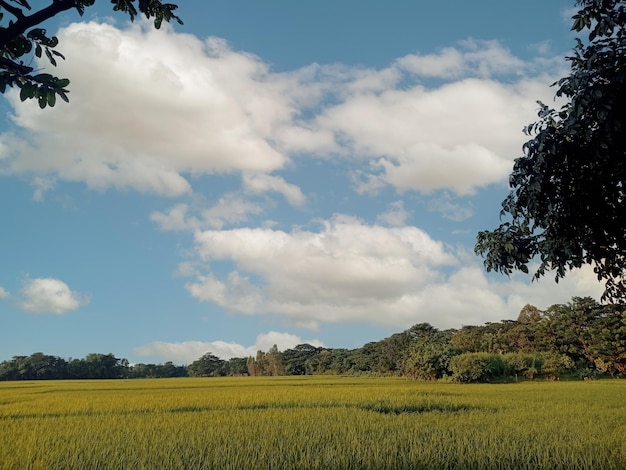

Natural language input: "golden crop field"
[0,377,625,469]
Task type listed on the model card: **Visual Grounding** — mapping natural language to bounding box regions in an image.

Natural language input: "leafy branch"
[0,0,182,108]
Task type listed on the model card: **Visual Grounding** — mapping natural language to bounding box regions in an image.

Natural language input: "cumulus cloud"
[133,331,325,362]
[407,255,606,329]
[178,213,606,330]
[184,214,459,328]
[281,41,563,196]
[1,21,293,198]
[0,287,10,299]
[0,20,564,199]
[18,277,89,314]
[315,76,553,196]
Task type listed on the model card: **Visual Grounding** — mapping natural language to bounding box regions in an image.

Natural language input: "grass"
[0,376,624,469]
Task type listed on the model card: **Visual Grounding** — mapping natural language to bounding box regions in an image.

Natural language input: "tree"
[24,352,67,379]
[225,357,248,376]
[187,353,226,377]
[0,0,182,108]
[84,353,123,378]
[542,297,626,374]
[475,0,626,301]
[282,344,322,375]
[265,344,284,376]
[449,352,508,383]
[403,328,458,381]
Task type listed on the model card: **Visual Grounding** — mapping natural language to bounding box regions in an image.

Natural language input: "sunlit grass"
[0,377,624,469]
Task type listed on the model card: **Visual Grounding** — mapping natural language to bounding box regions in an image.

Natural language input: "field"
[0,377,624,469]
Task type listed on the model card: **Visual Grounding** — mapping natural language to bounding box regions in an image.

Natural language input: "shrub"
[449,353,508,383]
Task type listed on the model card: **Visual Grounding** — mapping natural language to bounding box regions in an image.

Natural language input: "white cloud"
[135,263,604,362]
[133,331,325,362]
[412,257,606,329]
[395,47,465,79]
[185,215,458,328]
[150,203,200,231]
[494,263,606,316]
[428,193,474,221]
[2,21,294,197]
[242,172,306,207]
[179,213,607,330]
[138,262,606,362]
[200,194,264,229]
[30,177,56,202]
[186,271,263,315]
[18,277,89,314]
[315,76,554,196]
[377,200,409,226]
[0,21,590,332]
[151,195,264,231]
[395,39,526,79]
[0,287,10,299]
[0,21,564,200]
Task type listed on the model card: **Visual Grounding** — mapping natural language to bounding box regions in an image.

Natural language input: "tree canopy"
[0,0,182,108]
[475,0,626,301]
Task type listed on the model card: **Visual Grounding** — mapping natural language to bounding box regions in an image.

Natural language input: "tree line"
[1,297,625,382]
[0,352,188,380]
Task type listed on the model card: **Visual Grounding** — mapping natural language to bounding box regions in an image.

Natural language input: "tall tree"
[265,344,284,376]
[0,0,182,108]
[282,344,322,375]
[84,353,123,378]
[188,353,226,377]
[542,297,626,373]
[475,0,626,301]
[403,327,458,381]
[226,357,248,376]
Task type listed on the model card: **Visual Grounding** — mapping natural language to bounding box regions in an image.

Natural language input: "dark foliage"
[476,0,626,301]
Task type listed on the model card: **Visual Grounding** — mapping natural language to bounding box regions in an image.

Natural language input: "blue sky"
[0,0,603,364]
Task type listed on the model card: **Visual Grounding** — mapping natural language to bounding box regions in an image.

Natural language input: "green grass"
[0,377,624,469]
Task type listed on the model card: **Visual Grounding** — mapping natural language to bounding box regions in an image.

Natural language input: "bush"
[502,353,544,380]
[449,353,508,383]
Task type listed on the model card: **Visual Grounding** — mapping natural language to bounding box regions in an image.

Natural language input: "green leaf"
[57,90,69,103]
[38,93,47,109]
[45,48,57,67]
[47,91,56,108]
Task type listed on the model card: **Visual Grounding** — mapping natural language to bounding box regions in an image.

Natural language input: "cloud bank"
[175,215,604,330]
[0,22,562,200]
[134,331,325,362]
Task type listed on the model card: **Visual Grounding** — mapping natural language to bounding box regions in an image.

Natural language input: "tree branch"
[0,0,27,20]
[0,0,75,49]
[0,54,33,74]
